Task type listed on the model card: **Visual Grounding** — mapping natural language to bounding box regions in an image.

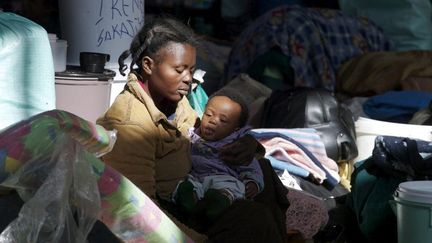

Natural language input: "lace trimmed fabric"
[286,189,329,239]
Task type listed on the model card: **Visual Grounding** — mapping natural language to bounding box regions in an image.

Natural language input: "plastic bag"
[188,84,208,118]
[0,134,100,242]
[0,110,194,243]
[0,110,116,243]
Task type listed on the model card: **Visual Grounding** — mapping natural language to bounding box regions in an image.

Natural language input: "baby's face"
[200,96,241,141]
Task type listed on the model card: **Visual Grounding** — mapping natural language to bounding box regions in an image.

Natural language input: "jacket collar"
[126,73,190,127]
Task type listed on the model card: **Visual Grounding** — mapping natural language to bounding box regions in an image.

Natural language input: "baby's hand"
[245,181,259,199]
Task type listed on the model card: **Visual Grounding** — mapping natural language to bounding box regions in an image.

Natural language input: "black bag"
[260,87,358,163]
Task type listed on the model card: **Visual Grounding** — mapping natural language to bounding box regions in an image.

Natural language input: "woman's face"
[144,42,196,104]
[200,96,241,141]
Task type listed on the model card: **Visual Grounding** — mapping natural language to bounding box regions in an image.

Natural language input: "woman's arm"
[219,134,264,166]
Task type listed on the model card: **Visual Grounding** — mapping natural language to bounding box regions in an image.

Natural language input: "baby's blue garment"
[186,174,246,200]
[189,127,264,191]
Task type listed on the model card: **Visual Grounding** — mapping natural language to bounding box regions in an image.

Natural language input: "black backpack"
[260,87,358,163]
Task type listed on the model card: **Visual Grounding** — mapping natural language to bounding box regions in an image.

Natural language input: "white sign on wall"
[59,0,144,69]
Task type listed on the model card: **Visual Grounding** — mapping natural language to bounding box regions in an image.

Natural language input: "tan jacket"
[97,74,206,241]
[97,73,198,200]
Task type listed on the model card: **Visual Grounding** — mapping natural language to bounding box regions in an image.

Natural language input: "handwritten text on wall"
[95,0,144,47]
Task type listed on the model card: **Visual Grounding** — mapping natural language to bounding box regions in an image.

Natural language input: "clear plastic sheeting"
[0,110,117,243]
[0,110,194,243]
[0,134,100,243]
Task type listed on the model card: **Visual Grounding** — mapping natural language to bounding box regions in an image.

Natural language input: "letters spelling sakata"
[95,0,145,47]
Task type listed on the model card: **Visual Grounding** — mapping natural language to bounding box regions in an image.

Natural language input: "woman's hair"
[118,17,199,76]
[210,88,249,127]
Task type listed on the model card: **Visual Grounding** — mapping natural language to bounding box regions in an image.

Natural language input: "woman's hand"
[219,134,258,166]
[245,181,259,199]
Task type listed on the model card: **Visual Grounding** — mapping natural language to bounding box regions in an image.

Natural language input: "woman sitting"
[97,17,288,243]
